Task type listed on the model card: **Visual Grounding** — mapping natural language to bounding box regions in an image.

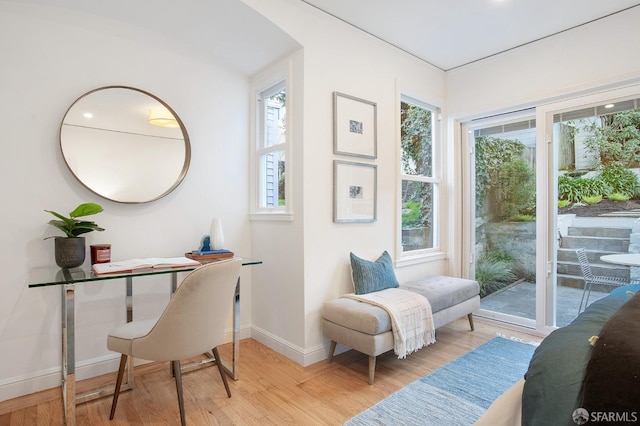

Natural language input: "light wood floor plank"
[0,318,540,425]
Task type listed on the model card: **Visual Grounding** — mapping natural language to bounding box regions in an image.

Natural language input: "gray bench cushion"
[323,298,391,335]
[322,275,479,335]
[400,276,479,313]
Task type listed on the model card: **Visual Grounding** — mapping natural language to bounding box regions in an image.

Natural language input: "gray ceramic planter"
[54,236,86,268]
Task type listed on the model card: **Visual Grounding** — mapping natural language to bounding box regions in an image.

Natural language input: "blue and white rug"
[344,336,536,426]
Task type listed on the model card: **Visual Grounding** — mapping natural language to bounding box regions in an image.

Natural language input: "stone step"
[556,260,630,280]
[561,235,629,252]
[557,248,624,262]
[567,226,631,238]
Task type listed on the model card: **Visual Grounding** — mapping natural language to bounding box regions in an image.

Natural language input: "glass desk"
[28,257,261,426]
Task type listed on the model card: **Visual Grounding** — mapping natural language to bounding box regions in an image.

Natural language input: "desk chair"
[576,248,628,312]
[106,258,242,425]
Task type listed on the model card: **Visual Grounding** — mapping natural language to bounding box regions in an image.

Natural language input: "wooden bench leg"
[468,313,475,331]
[327,341,337,363]
[368,356,376,385]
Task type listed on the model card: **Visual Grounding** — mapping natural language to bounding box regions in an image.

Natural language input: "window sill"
[395,250,446,267]
[249,212,293,222]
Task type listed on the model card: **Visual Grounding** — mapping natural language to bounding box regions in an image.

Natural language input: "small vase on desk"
[210,218,225,250]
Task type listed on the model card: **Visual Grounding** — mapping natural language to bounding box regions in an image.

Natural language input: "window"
[400,97,439,254]
[257,82,287,210]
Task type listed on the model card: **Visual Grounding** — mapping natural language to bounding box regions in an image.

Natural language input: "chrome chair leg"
[213,347,231,397]
[173,360,186,426]
[110,354,128,420]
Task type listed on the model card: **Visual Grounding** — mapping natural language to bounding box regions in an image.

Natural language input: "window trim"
[249,66,293,221]
[398,95,442,259]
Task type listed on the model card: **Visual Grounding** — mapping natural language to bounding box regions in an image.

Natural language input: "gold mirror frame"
[60,86,191,204]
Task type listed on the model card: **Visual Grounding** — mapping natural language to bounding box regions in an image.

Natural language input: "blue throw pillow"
[350,251,399,295]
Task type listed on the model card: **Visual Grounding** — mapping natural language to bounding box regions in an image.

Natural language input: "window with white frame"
[257,81,287,210]
[400,97,439,253]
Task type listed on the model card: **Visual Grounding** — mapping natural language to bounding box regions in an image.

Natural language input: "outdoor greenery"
[599,164,640,197]
[558,165,639,204]
[584,110,640,168]
[608,192,630,201]
[475,251,516,297]
[582,195,603,205]
[401,200,422,228]
[400,102,432,230]
[475,136,535,221]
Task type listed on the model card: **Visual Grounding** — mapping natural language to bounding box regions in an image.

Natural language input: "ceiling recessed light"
[83,112,93,119]
[604,104,615,109]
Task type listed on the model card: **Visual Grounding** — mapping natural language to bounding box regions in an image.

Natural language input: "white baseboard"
[249,326,329,367]
[0,328,247,403]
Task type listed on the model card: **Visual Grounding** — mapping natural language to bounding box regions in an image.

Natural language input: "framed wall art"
[333,92,377,159]
[333,160,377,223]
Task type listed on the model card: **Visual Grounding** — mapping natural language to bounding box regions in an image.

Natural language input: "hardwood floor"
[0,318,541,425]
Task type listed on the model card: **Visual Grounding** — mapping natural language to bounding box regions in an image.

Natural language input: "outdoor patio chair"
[576,248,629,313]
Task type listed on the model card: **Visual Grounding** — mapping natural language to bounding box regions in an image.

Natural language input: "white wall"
[0,2,258,400]
[446,7,640,119]
[243,0,449,365]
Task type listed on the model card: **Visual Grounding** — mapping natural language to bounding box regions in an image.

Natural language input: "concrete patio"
[480,280,609,327]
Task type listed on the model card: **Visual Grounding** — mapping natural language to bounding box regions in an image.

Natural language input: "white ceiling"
[6,0,301,75]
[301,0,640,71]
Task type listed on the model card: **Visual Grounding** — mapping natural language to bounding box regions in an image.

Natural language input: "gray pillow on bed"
[521,287,635,426]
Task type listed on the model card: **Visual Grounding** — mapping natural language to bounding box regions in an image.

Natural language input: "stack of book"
[185,249,234,261]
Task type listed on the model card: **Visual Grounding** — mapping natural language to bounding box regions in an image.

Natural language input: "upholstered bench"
[322,275,480,384]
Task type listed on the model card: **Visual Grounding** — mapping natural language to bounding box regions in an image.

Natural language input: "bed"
[476,284,640,426]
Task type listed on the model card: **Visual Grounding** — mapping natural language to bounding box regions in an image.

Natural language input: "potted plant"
[45,202,105,268]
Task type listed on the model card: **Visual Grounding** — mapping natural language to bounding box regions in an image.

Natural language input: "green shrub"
[558,174,608,203]
[607,192,631,201]
[558,199,571,208]
[598,165,640,198]
[509,214,535,222]
[496,158,536,220]
[402,200,422,228]
[582,195,602,205]
[476,255,516,298]
[583,110,640,168]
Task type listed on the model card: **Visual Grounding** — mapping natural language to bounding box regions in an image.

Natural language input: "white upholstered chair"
[106,258,242,425]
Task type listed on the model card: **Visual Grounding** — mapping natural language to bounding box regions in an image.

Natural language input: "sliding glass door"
[464,113,538,328]
[463,85,640,333]
[546,92,640,327]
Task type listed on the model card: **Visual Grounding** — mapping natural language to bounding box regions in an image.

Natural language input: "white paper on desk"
[92,257,201,274]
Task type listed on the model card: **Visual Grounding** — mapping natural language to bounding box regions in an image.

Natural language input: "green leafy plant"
[582,195,602,205]
[476,252,516,298]
[583,110,640,168]
[496,158,536,221]
[45,202,105,238]
[558,174,608,203]
[607,192,631,201]
[558,199,571,208]
[598,165,639,198]
[402,200,422,228]
[509,214,535,222]
[475,136,525,212]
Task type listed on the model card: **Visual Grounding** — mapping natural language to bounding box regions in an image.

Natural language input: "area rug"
[344,336,537,426]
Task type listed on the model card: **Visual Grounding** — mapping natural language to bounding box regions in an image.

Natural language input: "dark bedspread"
[521,284,640,426]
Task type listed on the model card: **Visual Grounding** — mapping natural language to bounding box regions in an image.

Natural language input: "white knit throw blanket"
[343,288,436,359]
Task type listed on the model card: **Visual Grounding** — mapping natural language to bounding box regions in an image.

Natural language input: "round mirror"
[60,86,191,203]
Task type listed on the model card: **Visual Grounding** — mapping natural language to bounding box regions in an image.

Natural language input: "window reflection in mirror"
[60,86,191,203]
